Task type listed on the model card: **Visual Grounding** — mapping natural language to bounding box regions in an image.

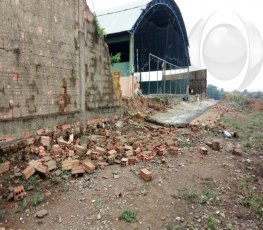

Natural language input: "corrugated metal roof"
[97,0,151,35]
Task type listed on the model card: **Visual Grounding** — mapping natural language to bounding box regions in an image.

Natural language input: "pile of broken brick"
[0,118,183,201]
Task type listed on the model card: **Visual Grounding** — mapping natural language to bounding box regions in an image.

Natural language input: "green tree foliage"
[207,84,225,100]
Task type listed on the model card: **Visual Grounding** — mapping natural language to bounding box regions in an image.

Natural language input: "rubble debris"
[72,165,85,177]
[82,161,95,174]
[13,185,26,202]
[200,147,208,155]
[128,156,137,165]
[121,158,128,167]
[40,136,51,146]
[22,165,36,180]
[168,146,179,155]
[36,209,48,218]
[62,158,73,171]
[75,145,85,156]
[232,148,242,156]
[36,164,48,176]
[0,161,10,174]
[223,130,232,138]
[140,168,152,181]
[211,140,220,151]
[45,160,57,172]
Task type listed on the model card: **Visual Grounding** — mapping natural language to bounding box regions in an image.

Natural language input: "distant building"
[97,0,191,96]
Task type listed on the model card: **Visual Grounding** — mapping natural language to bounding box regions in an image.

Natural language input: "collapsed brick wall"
[0,0,119,148]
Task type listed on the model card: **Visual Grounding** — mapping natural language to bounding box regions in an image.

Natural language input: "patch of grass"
[207,215,216,230]
[120,209,137,223]
[93,15,105,39]
[199,191,216,204]
[95,199,104,207]
[33,194,40,206]
[21,198,29,208]
[244,142,252,149]
[27,174,40,188]
[240,194,263,216]
[182,190,198,201]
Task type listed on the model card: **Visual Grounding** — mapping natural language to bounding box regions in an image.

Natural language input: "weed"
[33,194,40,206]
[200,191,216,204]
[120,209,137,222]
[240,194,263,216]
[244,142,252,149]
[21,198,29,208]
[207,215,216,230]
[182,190,198,201]
[95,199,104,207]
[93,15,105,39]
[28,174,40,188]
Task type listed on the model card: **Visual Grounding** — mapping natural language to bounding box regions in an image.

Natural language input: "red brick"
[45,160,57,171]
[13,185,26,202]
[36,164,48,176]
[108,149,117,156]
[200,147,208,154]
[232,148,242,156]
[140,168,152,181]
[0,161,10,174]
[121,158,128,167]
[62,159,73,171]
[71,165,85,176]
[124,145,133,151]
[82,161,95,173]
[75,145,85,156]
[168,146,178,155]
[95,146,107,155]
[22,165,36,180]
[41,136,51,146]
[128,156,137,165]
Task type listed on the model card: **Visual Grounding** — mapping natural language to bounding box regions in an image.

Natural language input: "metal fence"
[140,53,189,95]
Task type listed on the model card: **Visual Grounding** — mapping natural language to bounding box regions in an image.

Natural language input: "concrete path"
[146,100,218,127]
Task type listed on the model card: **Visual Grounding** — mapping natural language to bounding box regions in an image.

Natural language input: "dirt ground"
[0,96,263,230]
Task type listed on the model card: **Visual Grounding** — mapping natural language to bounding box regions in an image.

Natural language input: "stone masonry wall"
[0,0,119,150]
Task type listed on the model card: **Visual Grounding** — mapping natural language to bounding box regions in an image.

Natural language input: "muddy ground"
[0,96,263,230]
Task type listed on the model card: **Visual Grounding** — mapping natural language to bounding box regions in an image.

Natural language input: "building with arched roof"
[98,0,192,96]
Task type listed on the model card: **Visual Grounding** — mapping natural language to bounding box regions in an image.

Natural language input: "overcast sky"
[86,0,263,91]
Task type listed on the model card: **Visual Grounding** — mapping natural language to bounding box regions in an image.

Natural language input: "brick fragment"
[62,159,73,171]
[107,155,116,165]
[40,136,51,147]
[0,161,10,174]
[22,165,36,180]
[28,160,41,169]
[95,146,107,155]
[206,141,212,147]
[168,146,178,155]
[36,164,48,176]
[52,144,63,157]
[125,150,133,157]
[232,148,242,156]
[121,158,128,167]
[124,145,133,151]
[72,165,85,177]
[82,161,95,173]
[108,149,117,156]
[13,185,26,201]
[45,160,57,171]
[75,145,85,156]
[200,147,208,154]
[211,140,220,151]
[140,168,152,181]
[128,156,137,165]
